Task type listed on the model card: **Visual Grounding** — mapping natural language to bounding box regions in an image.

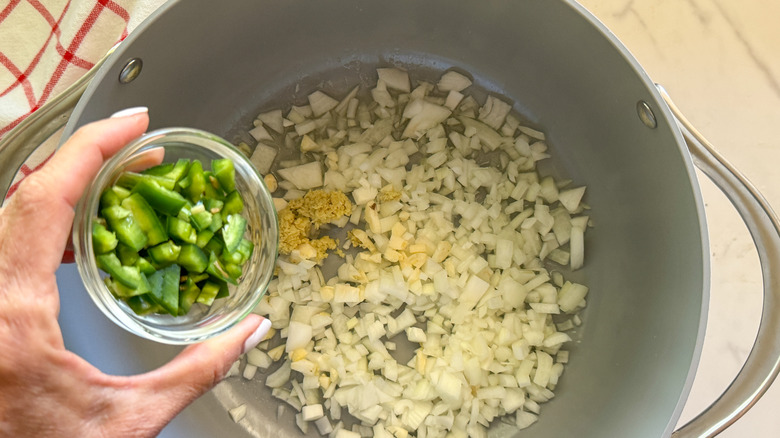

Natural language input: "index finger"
[47,110,150,208]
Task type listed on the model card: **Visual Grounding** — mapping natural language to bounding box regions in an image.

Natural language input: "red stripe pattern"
[0,0,164,201]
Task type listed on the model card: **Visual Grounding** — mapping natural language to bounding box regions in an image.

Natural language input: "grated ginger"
[278,190,352,260]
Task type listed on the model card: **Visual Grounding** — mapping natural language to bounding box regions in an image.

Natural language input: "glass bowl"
[73,127,278,344]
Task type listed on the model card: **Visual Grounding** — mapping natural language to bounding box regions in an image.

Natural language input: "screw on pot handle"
[0,43,118,204]
[657,85,780,438]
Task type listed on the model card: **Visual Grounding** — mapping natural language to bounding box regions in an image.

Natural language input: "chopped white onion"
[229,404,247,423]
[437,70,472,92]
[241,66,592,437]
[277,161,323,190]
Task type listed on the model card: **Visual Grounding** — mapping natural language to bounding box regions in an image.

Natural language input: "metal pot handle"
[0,44,118,203]
[659,85,780,437]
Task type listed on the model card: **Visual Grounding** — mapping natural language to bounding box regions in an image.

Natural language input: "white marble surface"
[576,0,780,436]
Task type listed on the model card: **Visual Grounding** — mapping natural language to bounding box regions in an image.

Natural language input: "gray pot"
[1,1,779,437]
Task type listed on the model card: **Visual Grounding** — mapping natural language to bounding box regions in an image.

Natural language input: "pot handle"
[0,43,118,204]
[658,85,780,437]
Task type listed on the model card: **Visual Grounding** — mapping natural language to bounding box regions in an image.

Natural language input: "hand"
[0,111,270,437]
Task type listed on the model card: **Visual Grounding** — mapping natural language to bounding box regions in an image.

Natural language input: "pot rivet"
[637,100,657,129]
[119,58,143,84]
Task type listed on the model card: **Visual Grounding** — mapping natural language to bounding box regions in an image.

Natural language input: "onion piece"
[257,109,284,133]
[377,67,411,93]
[308,90,339,117]
[437,70,472,92]
[229,404,247,423]
[277,161,323,190]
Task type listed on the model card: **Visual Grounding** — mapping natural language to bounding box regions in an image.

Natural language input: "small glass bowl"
[73,127,278,345]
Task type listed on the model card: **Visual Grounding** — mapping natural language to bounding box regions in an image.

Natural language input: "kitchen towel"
[0,0,166,197]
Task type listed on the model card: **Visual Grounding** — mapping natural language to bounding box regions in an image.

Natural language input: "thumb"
[132,314,271,427]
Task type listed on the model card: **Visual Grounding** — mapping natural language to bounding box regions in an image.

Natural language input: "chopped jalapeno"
[101,205,148,252]
[121,193,168,246]
[167,216,197,244]
[178,244,209,273]
[94,158,255,316]
[132,178,188,217]
[212,158,236,193]
[92,222,118,254]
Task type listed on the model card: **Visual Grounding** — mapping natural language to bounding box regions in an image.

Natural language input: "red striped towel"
[1,0,165,198]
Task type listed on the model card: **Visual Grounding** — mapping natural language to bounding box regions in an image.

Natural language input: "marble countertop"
[576,0,780,436]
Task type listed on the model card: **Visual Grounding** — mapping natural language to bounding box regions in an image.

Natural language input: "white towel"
[0,0,167,197]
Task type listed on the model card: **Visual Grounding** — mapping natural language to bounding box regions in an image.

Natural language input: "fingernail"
[110,106,148,118]
[241,318,272,354]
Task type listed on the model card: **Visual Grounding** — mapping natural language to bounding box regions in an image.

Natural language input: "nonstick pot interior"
[60,1,708,437]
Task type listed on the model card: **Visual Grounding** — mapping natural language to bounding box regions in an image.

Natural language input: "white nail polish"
[110,106,148,118]
[241,319,272,354]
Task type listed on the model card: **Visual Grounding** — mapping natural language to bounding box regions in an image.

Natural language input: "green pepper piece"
[203,198,224,214]
[207,211,223,233]
[92,222,117,254]
[100,189,121,209]
[167,216,197,244]
[237,238,254,261]
[100,185,132,209]
[125,294,163,316]
[206,251,236,285]
[132,178,188,217]
[195,229,215,248]
[96,253,151,294]
[112,186,132,199]
[215,280,230,299]
[177,201,193,222]
[212,158,236,193]
[147,264,181,315]
[141,162,175,176]
[220,248,243,266]
[105,277,152,299]
[203,235,223,255]
[165,159,191,184]
[222,190,244,219]
[177,175,191,192]
[221,238,254,266]
[177,244,208,273]
[178,279,201,316]
[121,193,168,247]
[148,240,181,266]
[196,281,222,306]
[189,272,210,284]
[101,205,148,252]
[116,242,140,266]
[104,278,128,298]
[117,172,176,191]
[223,262,243,280]
[190,209,213,232]
[203,172,222,200]
[135,257,156,275]
[222,214,247,253]
[185,160,206,203]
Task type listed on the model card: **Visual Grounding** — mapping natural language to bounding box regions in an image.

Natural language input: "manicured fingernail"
[110,106,148,118]
[241,318,272,354]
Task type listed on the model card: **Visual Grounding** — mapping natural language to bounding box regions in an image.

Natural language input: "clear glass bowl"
[73,127,278,344]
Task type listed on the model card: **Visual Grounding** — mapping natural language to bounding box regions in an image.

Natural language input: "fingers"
[132,315,270,426]
[0,112,149,274]
[46,110,150,209]
[124,147,165,172]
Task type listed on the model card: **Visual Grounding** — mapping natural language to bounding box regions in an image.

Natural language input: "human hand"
[0,110,271,437]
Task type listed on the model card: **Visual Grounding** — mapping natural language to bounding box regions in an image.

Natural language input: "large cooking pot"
[1,1,779,437]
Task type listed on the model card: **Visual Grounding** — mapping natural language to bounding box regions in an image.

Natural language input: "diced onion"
[240,66,592,437]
